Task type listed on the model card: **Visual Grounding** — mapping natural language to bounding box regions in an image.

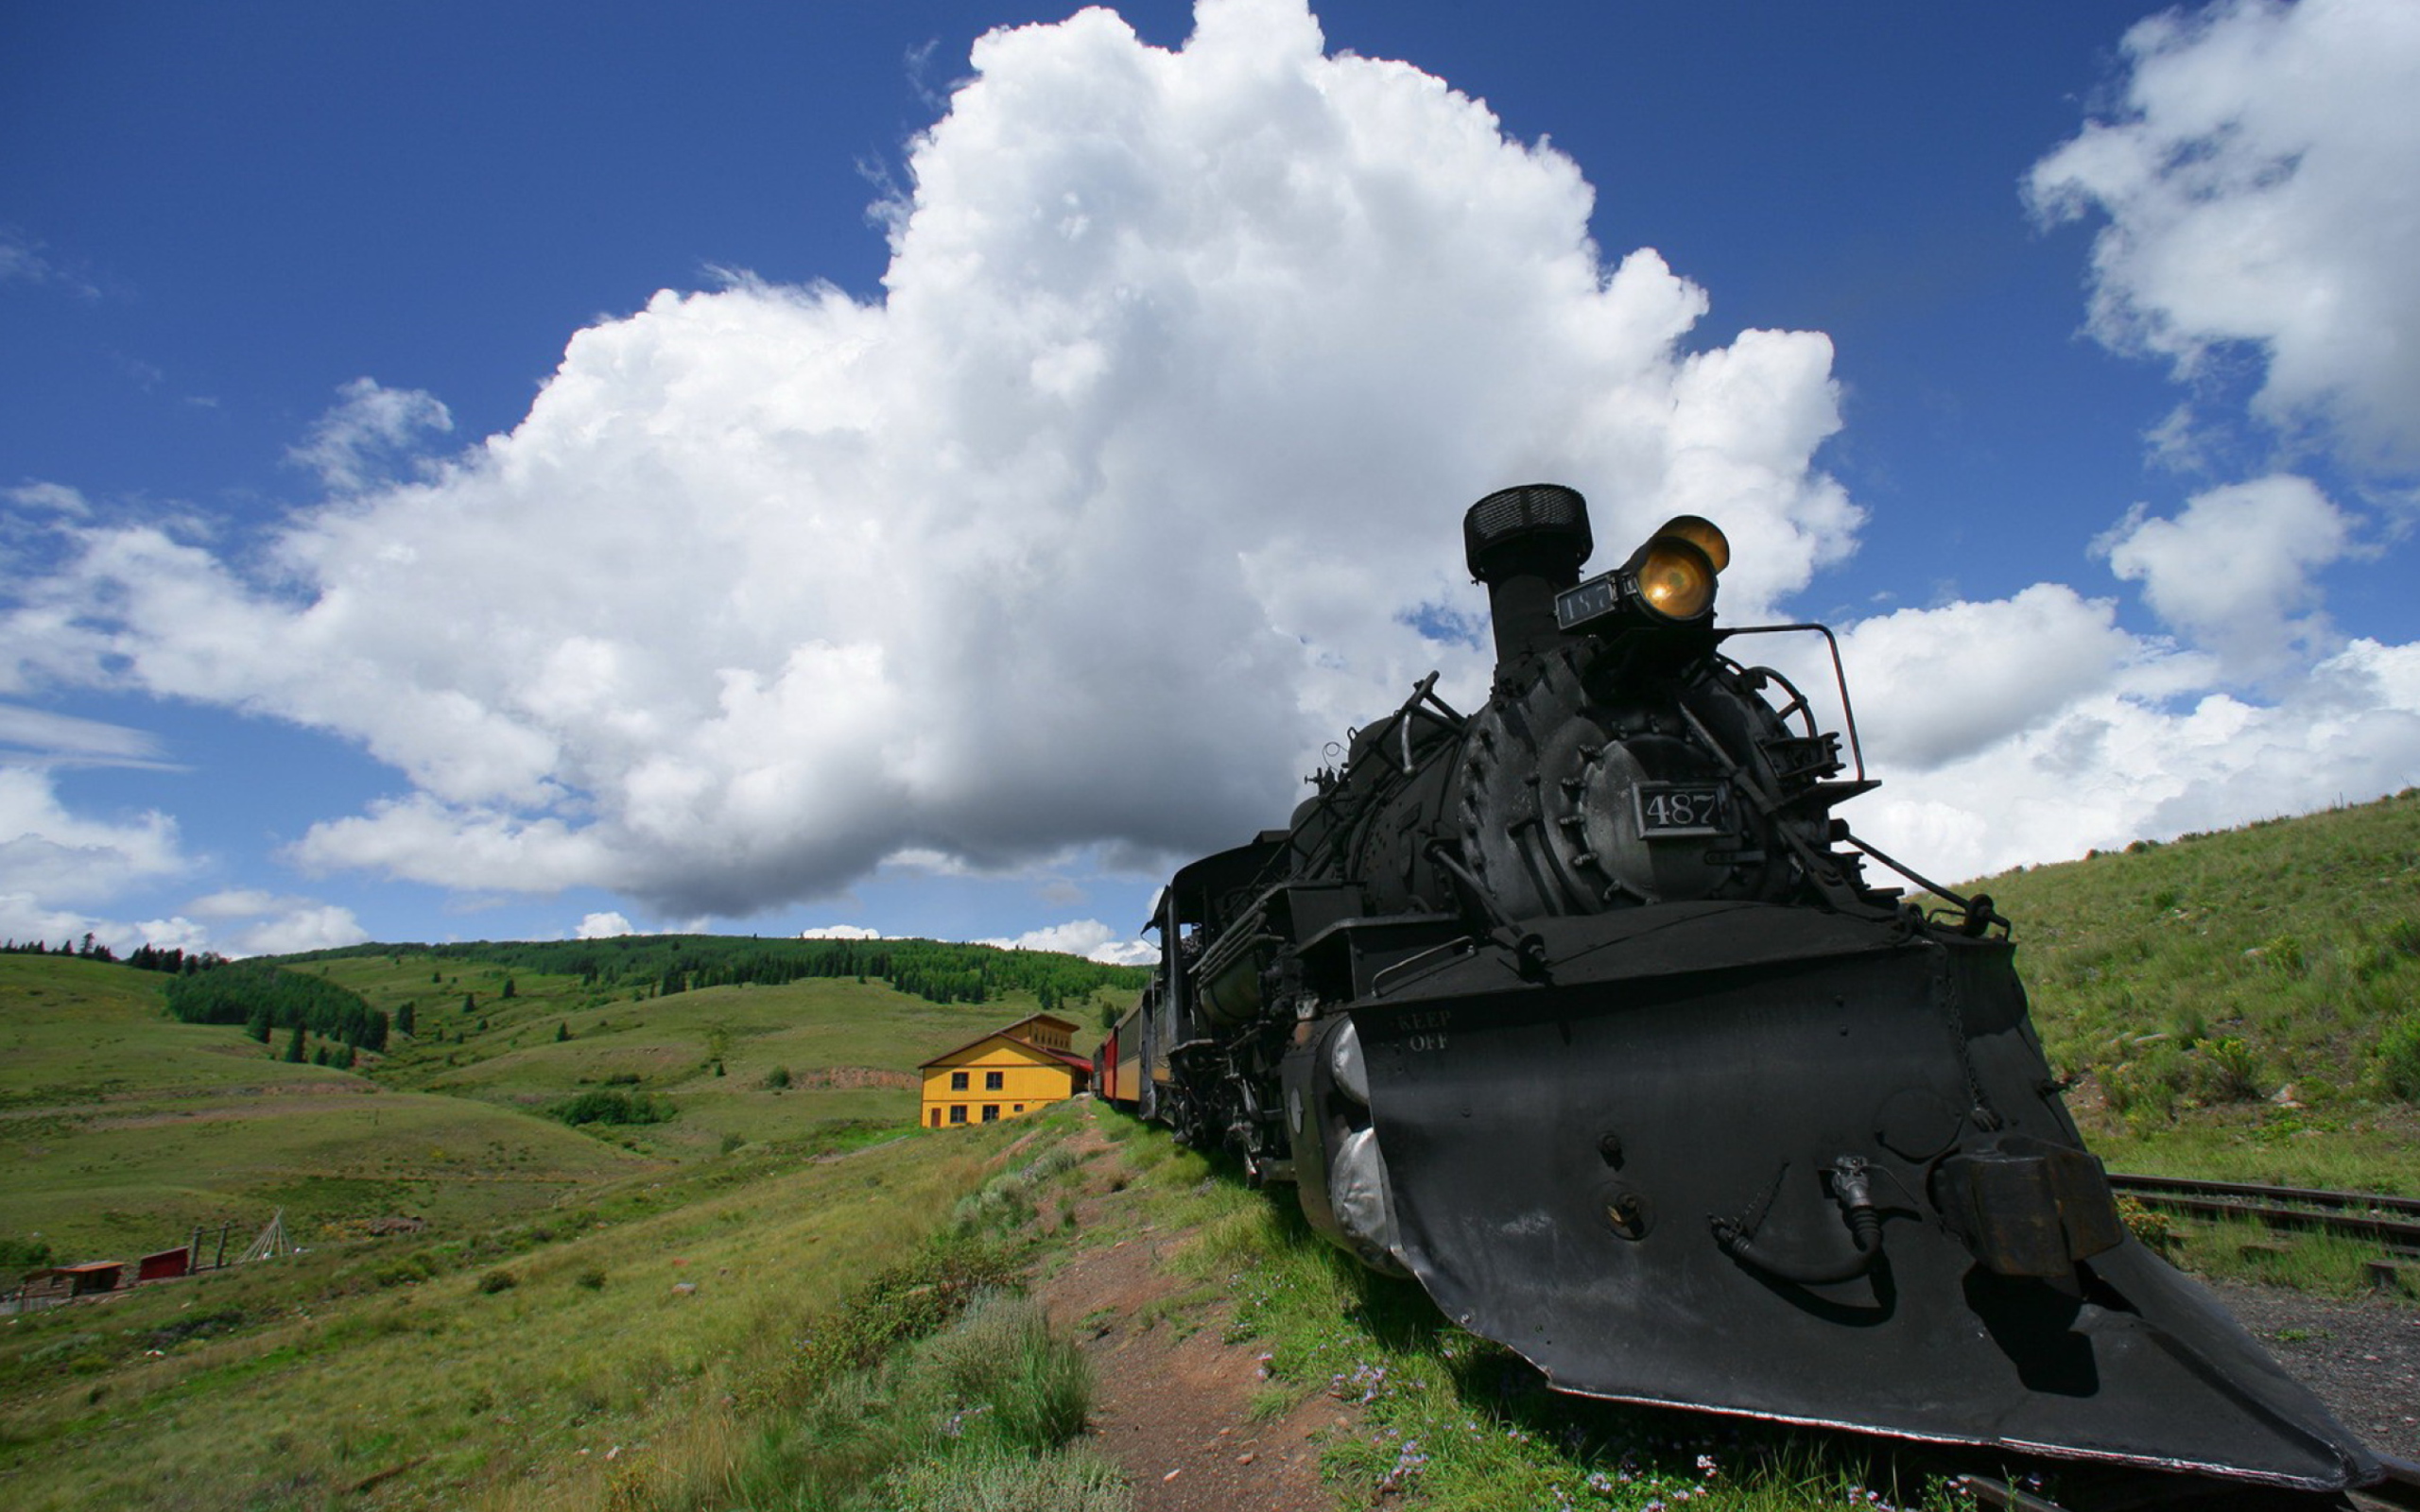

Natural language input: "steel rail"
[2110,1173,2420,1258]
[2110,1173,2420,1220]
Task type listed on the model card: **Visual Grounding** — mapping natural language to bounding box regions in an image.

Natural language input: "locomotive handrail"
[1718,622,1866,782]
[1837,832,2011,937]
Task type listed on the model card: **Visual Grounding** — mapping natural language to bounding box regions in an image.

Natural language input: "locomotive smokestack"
[1463,484,1593,670]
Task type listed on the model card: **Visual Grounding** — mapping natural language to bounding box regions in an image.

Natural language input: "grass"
[310,951,1121,1160]
[0,1105,1121,1511]
[1949,787,2420,1196]
[0,954,650,1260]
[3,943,1140,1509]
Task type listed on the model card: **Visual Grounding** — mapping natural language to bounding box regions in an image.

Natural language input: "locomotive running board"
[1349,904,2383,1493]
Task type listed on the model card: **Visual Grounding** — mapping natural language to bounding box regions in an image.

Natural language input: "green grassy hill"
[0,954,649,1263]
[1959,787,2420,1194]
[3,940,1132,1266]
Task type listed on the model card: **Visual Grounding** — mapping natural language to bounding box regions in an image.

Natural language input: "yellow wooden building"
[917,1013,1091,1128]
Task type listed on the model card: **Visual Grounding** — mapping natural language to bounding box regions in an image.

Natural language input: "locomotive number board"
[1553,572,1624,630]
[1634,782,1726,838]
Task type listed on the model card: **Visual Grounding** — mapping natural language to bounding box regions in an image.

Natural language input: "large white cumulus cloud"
[2029,0,2420,472]
[3,0,1858,919]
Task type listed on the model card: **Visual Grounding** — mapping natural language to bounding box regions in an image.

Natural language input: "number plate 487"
[1634,782,1725,838]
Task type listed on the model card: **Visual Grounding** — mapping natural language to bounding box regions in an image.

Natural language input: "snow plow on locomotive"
[1094,484,2394,1498]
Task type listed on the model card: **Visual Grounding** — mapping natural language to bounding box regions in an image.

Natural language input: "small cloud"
[187,888,288,919]
[0,229,103,301]
[800,922,887,940]
[979,918,1154,966]
[576,910,634,938]
[2098,474,2355,680]
[116,355,166,391]
[878,850,977,879]
[230,904,369,957]
[5,482,92,518]
[0,766,187,905]
[286,377,454,493]
[0,704,165,765]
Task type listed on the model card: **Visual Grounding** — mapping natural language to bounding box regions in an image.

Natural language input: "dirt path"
[1038,1124,1357,1512]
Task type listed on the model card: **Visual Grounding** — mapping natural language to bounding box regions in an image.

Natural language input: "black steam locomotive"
[1097,485,2387,1495]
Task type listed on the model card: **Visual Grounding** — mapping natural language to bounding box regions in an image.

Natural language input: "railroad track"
[2107,1173,2420,1260]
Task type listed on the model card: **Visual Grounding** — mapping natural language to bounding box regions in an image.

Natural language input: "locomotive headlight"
[1552,515,1728,632]
[1652,514,1729,574]
[1630,538,1719,622]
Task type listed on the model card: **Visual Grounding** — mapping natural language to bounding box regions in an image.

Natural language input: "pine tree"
[502,976,516,1000]
[555,1021,570,1042]
[461,992,475,1014]
[397,1000,417,1037]
[284,1023,306,1063]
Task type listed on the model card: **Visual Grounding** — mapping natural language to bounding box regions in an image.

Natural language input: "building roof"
[916,1011,1086,1071]
[918,1029,1094,1074]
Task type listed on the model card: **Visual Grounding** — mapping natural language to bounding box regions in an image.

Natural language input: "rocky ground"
[2204,1277,2420,1466]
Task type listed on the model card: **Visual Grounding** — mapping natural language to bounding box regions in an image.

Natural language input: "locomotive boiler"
[1096,484,2389,1495]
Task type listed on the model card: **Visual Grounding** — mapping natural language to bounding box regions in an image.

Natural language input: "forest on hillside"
[283,935,1151,1012]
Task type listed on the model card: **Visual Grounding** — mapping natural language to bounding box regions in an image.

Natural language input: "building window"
[984,1070,1004,1091]
[1013,1104,1025,1113]
[950,1071,969,1091]
[981,1105,999,1123]
[949,1106,967,1125]
[929,1108,941,1127]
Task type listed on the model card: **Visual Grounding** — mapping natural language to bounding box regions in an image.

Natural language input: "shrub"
[477,1269,517,1295]
[788,1237,1020,1386]
[574,1267,607,1291]
[0,1235,55,1268]
[761,1064,792,1091]
[922,1291,1093,1448]
[2377,1011,2420,1102]
[2189,1036,2265,1104]
[2100,1048,2184,1122]
[549,1090,674,1127]
[2115,1195,2182,1257]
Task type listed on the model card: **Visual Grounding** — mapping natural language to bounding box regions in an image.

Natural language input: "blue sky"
[6,0,2416,959]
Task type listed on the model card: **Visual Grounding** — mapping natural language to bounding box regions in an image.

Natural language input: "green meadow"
[0,955,647,1262]
[2,948,1126,1266]
[311,949,1106,1157]
[1962,787,2420,1198]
